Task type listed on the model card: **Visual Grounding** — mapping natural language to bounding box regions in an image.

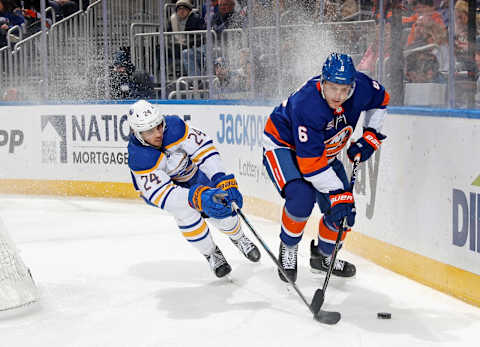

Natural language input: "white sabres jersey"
[127,116,224,210]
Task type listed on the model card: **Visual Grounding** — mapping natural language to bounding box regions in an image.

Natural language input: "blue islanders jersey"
[127,116,224,209]
[263,72,389,191]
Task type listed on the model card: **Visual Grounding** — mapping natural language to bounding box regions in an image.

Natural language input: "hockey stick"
[310,156,361,324]
[232,202,340,324]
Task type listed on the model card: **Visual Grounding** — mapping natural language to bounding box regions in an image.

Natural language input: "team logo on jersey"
[326,119,335,130]
[324,126,353,158]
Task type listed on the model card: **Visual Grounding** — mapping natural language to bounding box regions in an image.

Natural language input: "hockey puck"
[377,312,391,319]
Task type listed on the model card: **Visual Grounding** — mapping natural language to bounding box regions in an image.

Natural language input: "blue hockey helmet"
[321,53,356,85]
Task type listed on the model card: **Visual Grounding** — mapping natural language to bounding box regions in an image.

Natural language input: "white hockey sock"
[209,215,242,240]
[191,231,216,256]
[176,215,216,256]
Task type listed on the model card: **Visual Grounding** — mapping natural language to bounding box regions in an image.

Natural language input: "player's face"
[322,81,352,109]
[141,123,164,147]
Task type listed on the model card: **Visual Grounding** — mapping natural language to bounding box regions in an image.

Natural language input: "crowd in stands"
[353,0,480,106]
[0,0,89,49]
[160,0,480,103]
[2,0,480,106]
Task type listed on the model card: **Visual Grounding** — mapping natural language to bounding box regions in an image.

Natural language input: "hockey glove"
[347,127,386,163]
[188,184,232,219]
[324,189,356,230]
[212,173,243,209]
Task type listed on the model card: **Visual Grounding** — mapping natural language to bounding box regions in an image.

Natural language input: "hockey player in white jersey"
[127,100,260,278]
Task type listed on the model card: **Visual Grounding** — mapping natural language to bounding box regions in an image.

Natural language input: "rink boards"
[0,100,479,307]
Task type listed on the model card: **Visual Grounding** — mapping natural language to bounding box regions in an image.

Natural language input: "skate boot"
[310,240,356,277]
[278,242,298,283]
[205,246,232,278]
[230,234,261,262]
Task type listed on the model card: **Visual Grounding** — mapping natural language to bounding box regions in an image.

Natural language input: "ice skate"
[230,234,261,262]
[278,242,298,283]
[310,240,356,277]
[205,246,232,278]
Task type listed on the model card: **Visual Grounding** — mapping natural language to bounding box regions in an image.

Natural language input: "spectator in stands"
[109,49,154,100]
[0,0,24,48]
[475,37,480,105]
[405,50,445,83]
[2,87,20,101]
[248,0,273,26]
[454,0,469,60]
[212,0,246,33]
[404,11,448,72]
[167,0,205,60]
[202,0,219,22]
[406,0,445,47]
[357,21,391,76]
[421,51,446,83]
[212,56,247,97]
[47,1,79,19]
[405,52,423,83]
[166,0,206,77]
[341,0,359,20]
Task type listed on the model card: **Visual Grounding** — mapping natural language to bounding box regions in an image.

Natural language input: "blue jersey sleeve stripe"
[160,186,176,209]
[130,171,139,191]
[147,180,173,202]
[196,152,220,168]
[192,140,214,155]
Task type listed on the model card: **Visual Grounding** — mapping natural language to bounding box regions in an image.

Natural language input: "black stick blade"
[314,310,341,325]
[311,289,341,325]
[310,288,325,314]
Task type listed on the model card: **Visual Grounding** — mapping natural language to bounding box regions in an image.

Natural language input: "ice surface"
[0,195,479,347]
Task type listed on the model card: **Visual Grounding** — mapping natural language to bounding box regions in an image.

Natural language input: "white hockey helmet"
[128,100,165,146]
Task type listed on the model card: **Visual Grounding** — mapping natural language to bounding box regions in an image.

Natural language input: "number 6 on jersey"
[298,126,308,142]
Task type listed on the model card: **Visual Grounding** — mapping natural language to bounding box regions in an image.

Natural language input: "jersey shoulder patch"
[163,116,188,149]
[128,136,164,172]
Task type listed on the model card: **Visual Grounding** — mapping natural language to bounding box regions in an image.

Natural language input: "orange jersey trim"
[381,91,390,106]
[265,150,286,188]
[264,117,293,148]
[296,152,328,175]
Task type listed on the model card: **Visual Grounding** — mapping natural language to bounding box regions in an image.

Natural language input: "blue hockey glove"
[347,128,386,163]
[324,189,356,229]
[212,173,243,209]
[188,184,232,219]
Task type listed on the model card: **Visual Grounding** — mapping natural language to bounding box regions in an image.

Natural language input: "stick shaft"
[321,158,361,294]
[234,205,314,314]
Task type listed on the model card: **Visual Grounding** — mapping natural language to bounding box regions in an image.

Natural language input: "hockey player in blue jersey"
[127,100,260,278]
[263,52,389,283]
